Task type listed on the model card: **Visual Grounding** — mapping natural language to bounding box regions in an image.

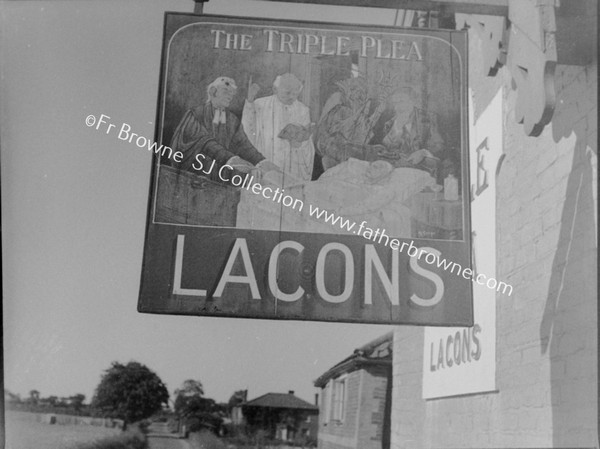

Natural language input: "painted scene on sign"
[154,21,466,241]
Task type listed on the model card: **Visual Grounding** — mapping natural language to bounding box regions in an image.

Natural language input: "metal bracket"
[193,0,209,14]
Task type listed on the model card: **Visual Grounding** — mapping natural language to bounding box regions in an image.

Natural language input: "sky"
[1,0,405,405]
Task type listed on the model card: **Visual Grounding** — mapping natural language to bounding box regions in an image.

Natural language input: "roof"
[242,392,318,411]
[314,331,393,388]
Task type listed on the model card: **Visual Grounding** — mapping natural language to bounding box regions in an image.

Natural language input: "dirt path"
[147,435,190,449]
[146,422,190,449]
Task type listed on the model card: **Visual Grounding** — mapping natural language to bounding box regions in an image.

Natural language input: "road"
[147,435,190,449]
[147,422,190,449]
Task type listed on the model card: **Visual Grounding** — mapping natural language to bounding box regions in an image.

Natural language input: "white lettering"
[409,247,444,307]
[172,235,207,296]
[364,245,399,305]
[268,241,305,302]
[316,243,353,303]
[213,239,261,299]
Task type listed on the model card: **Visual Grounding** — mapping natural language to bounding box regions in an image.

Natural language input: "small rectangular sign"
[138,13,472,325]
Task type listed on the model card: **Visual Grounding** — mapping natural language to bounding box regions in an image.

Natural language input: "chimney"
[288,390,295,395]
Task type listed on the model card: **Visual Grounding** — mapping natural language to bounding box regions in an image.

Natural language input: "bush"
[136,419,152,434]
[220,428,289,449]
[188,430,229,449]
[167,417,180,433]
[183,412,223,433]
[73,428,147,449]
[222,423,252,438]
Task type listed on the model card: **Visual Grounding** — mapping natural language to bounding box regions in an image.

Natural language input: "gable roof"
[243,392,318,411]
[314,331,393,388]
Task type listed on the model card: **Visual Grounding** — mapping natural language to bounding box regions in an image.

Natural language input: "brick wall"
[391,23,598,448]
[358,365,390,449]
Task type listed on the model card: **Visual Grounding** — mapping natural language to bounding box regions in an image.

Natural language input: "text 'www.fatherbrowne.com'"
[306,204,513,296]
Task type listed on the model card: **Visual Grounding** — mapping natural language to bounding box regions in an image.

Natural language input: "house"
[235,391,319,444]
[388,4,598,448]
[314,332,393,449]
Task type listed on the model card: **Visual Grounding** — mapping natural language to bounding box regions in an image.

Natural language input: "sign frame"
[138,13,473,326]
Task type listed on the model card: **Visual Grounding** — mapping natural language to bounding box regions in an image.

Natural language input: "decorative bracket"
[456,14,508,76]
[457,0,595,136]
[458,1,557,136]
[506,1,558,136]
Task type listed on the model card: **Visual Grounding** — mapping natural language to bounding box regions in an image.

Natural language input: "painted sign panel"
[138,13,472,325]
[422,89,503,398]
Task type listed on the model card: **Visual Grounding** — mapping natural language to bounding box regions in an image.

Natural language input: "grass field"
[5,411,121,449]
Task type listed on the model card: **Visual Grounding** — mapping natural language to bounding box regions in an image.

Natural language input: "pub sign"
[138,13,473,326]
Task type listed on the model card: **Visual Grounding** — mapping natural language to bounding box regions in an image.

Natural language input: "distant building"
[314,332,393,449]
[233,390,319,444]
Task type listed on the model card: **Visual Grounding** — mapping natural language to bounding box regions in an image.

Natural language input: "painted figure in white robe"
[242,73,315,183]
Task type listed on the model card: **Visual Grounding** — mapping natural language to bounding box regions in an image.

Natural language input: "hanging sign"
[138,13,472,325]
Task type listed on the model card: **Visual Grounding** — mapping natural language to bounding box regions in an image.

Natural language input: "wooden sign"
[138,14,473,326]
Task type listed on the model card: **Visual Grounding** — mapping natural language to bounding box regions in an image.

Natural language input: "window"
[331,377,346,423]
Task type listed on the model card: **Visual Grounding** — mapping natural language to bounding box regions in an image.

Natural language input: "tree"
[174,379,205,418]
[46,396,59,407]
[28,389,40,403]
[91,361,169,430]
[70,393,86,411]
[174,379,204,400]
[174,379,221,432]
